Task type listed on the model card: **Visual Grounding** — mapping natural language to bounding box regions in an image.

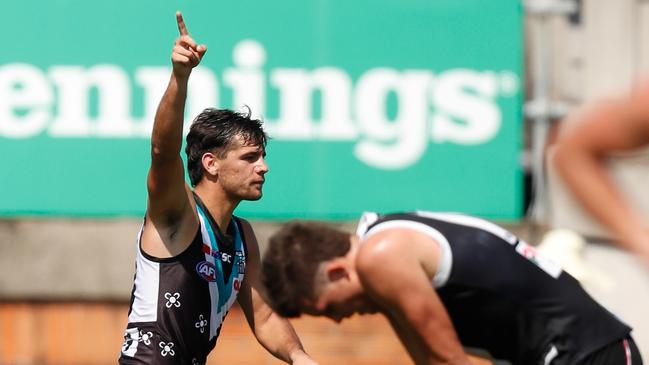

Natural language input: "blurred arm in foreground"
[554,81,649,266]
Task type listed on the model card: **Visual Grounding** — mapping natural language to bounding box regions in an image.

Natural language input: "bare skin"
[141,12,317,365]
[554,81,649,267]
[305,229,492,365]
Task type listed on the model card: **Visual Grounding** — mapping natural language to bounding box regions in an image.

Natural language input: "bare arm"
[382,316,492,365]
[357,231,472,365]
[147,12,206,220]
[142,12,207,255]
[236,219,318,365]
[553,95,649,263]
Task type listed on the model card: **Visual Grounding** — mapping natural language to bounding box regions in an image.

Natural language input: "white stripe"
[544,345,558,365]
[356,212,379,238]
[363,220,453,288]
[198,214,220,340]
[128,225,160,323]
[415,211,519,245]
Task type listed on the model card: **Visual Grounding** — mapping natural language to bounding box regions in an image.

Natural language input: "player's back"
[358,211,632,365]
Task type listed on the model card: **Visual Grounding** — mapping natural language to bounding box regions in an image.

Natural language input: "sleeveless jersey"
[119,198,247,365]
[356,211,632,365]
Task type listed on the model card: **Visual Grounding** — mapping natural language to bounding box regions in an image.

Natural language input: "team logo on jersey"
[515,241,562,279]
[196,261,218,282]
[202,244,233,263]
[235,251,246,272]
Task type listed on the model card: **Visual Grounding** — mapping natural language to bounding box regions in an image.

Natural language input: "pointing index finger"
[176,11,189,36]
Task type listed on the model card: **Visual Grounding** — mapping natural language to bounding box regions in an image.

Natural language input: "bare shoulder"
[140,186,199,258]
[356,228,444,310]
[356,228,440,280]
[357,230,402,264]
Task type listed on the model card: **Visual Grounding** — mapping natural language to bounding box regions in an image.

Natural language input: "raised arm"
[146,12,207,227]
[553,90,649,265]
[236,219,318,365]
[356,230,472,365]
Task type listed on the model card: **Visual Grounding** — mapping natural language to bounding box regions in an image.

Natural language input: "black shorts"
[578,336,643,365]
[118,325,206,365]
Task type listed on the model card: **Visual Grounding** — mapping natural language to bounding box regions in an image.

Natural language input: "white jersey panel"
[128,226,160,323]
[356,212,380,238]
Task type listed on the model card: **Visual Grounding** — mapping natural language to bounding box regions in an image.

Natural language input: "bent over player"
[119,12,317,365]
[262,211,642,365]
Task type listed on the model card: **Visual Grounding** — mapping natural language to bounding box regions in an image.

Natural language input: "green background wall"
[0,0,523,219]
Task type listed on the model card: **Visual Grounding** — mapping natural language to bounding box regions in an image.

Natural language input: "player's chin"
[242,190,263,201]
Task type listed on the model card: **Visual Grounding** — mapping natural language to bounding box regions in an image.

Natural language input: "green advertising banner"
[1,0,523,220]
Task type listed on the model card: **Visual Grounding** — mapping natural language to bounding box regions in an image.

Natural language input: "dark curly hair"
[185,107,268,186]
[261,221,351,317]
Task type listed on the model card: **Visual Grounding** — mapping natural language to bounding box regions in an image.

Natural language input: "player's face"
[303,280,378,323]
[217,136,268,201]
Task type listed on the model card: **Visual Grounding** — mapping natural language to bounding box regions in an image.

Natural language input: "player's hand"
[171,11,207,78]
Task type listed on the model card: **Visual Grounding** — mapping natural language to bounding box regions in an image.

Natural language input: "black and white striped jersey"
[356,211,632,365]
[119,198,247,365]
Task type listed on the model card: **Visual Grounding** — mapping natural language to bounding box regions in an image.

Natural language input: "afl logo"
[196,261,218,282]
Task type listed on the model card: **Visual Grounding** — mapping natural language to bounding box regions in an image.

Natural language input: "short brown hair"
[185,107,267,187]
[261,221,351,317]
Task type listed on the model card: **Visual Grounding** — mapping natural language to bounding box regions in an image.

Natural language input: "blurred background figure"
[553,81,649,267]
[532,1,649,362]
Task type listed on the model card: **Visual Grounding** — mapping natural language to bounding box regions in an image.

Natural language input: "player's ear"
[325,260,349,283]
[201,152,220,176]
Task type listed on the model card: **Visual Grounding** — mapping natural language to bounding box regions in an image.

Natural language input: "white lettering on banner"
[0,63,53,138]
[134,67,171,137]
[183,67,219,136]
[49,65,133,137]
[354,69,430,169]
[271,67,356,140]
[431,69,501,144]
[223,40,266,121]
[0,40,519,170]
